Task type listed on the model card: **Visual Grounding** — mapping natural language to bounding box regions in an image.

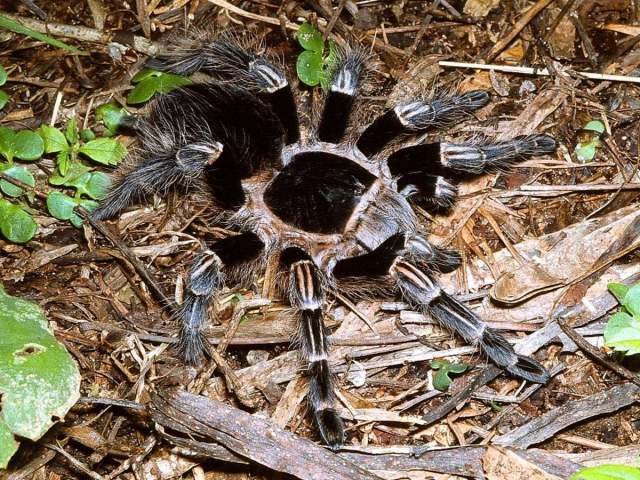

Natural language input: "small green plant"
[0,65,9,110]
[430,359,469,391]
[38,117,127,176]
[0,126,43,243]
[296,22,338,89]
[0,95,126,242]
[127,69,192,104]
[0,284,81,469]
[36,118,122,228]
[570,464,640,480]
[575,119,605,163]
[604,283,640,356]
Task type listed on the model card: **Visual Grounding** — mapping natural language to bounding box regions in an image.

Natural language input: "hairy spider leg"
[281,247,345,449]
[147,38,300,144]
[317,49,367,144]
[92,141,223,220]
[356,90,491,157]
[405,235,462,274]
[392,258,549,383]
[95,84,286,219]
[386,134,557,210]
[179,233,265,364]
[333,236,549,384]
[439,134,557,173]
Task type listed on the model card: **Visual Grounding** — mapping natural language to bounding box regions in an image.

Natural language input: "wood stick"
[439,60,640,84]
[0,12,157,55]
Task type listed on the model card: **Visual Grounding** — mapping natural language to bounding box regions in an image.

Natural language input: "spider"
[94,33,555,449]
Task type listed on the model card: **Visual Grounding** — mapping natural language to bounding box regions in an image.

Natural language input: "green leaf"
[48,161,92,186]
[570,464,640,480]
[131,68,161,83]
[583,120,605,135]
[0,14,82,53]
[0,165,35,197]
[622,284,640,318]
[38,124,68,154]
[0,284,81,469]
[0,65,7,87]
[0,198,37,243]
[79,138,127,165]
[127,71,191,104]
[84,172,110,199]
[433,369,453,391]
[80,129,95,142]
[0,90,9,110]
[0,126,15,161]
[608,283,629,305]
[77,198,98,211]
[320,40,339,91]
[575,139,599,163]
[65,118,78,146]
[13,130,43,161]
[296,51,324,87]
[429,359,447,370]
[430,360,469,391]
[56,150,71,176]
[96,102,128,136]
[297,22,324,53]
[155,73,192,94]
[127,79,157,104]
[46,191,76,221]
[448,363,470,374]
[0,128,43,162]
[604,311,640,356]
[70,199,98,227]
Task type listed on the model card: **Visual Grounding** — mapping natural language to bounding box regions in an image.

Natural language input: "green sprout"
[430,359,469,391]
[296,22,338,89]
[575,120,605,163]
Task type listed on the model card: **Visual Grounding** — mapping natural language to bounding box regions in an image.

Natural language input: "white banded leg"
[287,255,344,448]
[391,258,549,383]
[356,91,490,157]
[318,48,367,144]
[441,134,557,173]
[178,233,264,364]
[93,142,222,220]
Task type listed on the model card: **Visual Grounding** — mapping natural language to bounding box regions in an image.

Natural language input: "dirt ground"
[1,0,640,479]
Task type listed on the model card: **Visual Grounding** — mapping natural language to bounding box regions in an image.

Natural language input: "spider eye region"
[263,151,376,234]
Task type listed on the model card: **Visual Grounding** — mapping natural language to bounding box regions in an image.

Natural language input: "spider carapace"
[94,34,556,448]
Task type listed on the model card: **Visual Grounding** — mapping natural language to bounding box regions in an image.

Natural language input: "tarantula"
[94,33,555,448]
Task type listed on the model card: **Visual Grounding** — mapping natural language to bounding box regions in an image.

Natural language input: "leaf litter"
[1,0,640,479]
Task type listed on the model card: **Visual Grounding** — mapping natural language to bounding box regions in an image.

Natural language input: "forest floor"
[1,0,640,479]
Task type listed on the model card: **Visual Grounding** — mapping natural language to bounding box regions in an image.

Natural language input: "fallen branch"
[150,389,382,480]
[493,382,640,448]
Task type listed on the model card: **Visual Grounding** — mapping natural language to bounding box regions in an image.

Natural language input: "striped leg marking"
[392,258,549,383]
[289,258,344,448]
[178,233,264,364]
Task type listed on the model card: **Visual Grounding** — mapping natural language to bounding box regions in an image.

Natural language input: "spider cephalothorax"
[94,33,555,448]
